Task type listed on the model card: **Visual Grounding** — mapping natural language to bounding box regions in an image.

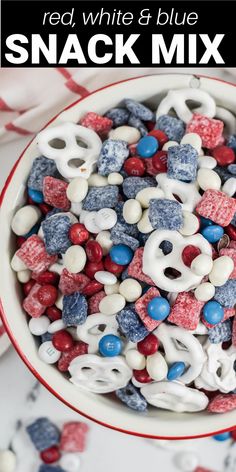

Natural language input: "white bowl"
[1,74,236,439]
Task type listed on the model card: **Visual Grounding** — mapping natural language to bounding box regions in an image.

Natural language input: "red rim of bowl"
[1,73,236,440]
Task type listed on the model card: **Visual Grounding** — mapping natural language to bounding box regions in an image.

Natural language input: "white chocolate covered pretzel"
[77,313,119,354]
[154,323,206,384]
[143,230,212,292]
[156,173,202,212]
[156,88,216,123]
[37,122,102,179]
[69,354,132,393]
[141,381,209,412]
[195,342,236,393]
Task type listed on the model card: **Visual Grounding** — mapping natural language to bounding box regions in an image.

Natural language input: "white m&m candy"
[191,254,213,276]
[209,255,234,286]
[94,271,117,285]
[29,316,50,336]
[99,294,126,315]
[95,208,117,230]
[38,341,61,364]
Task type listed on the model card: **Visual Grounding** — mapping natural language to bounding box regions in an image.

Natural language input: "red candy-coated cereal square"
[58,341,88,372]
[135,287,161,331]
[17,235,57,273]
[220,248,236,278]
[23,283,45,318]
[79,112,112,138]
[59,269,90,295]
[60,422,89,452]
[207,394,236,413]
[128,247,155,286]
[186,113,223,149]
[43,176,70,211]
[88,290,106,314]
[196,189,236,227]
[168,292,204,330]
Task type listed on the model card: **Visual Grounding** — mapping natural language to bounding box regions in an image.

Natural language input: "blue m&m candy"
[147,297,170,320]
[28,188,44,204]
[137,136,159,158]
[213,432,231,441]
[167,362,186,381]
[109,244,133,265]
[99,334,123,357]
[201,225,224,243]
[203,301,224,325]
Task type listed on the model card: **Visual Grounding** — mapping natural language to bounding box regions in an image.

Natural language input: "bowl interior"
[1,74,236,439]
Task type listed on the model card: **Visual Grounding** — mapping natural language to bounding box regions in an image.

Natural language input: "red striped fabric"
[5,122,33,135]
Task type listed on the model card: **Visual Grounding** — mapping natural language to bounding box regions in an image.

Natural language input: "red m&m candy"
[69,223,89,245]
[46,305,62,321]
[182,245,201,267]
[148,129,168,147]
[82,280,104,296]
[104,255,125,275]
[52,330,74,352]
[85,240,103,263]
[211,145,235,166]
[40,446,60,464]
[133,368,152,383]
[152,150,168,173]
[123,157,146,177]
[37,285,58,306]
[23,279,36,296]
[84,260,104,279]
[32,271,59,286]
[137,334,159,356]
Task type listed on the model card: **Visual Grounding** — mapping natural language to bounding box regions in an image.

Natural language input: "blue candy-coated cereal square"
[167,144,198,182]
[26,418,60,452]
[105,108,129,128]
[116,382,147,412]
[128,114,148,136]
[155,115,185,142]
[122,176,156,199]
[97,140,129,176]
[45,208,62,219]
[214,166,232,184]
[124,99,154,122]
[27,156,58,192]
[39,466,65,472]
[227,134,236,151]
[62,292,88,326]
[82,186,119,211]
[42,215,72,255]
[214,280,236,308]
[116,306,149,342]
[208,320,232,344]
[110,228,140,251]
[149,198,183,231]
